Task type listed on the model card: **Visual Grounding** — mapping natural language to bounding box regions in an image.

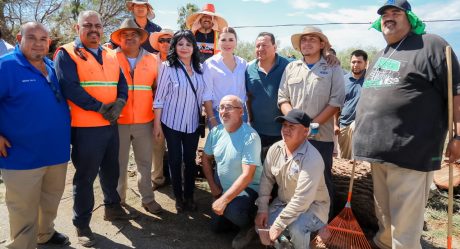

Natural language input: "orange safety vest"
[58,42,120,127]
[116,50,157,124]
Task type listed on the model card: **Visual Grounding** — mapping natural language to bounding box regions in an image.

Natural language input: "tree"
[279,47,301,60]
[234,41,255,62]
[177,3,199,30]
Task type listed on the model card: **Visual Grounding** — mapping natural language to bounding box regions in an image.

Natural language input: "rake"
[446,45,454,249]
[313,160,372,249]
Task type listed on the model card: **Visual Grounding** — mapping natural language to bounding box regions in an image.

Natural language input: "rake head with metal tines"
[313,161,372,249]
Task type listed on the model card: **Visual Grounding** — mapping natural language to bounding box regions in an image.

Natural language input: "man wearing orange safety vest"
[54,10,133,248]
[111,19,162,214]
[186,3,228,62]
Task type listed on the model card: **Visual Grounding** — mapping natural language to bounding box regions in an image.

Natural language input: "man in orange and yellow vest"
[110,19,162,214]
[186,3,228,62]
[54,10,133,248]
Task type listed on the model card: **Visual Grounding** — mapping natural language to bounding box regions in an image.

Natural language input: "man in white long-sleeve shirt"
[255,109,330,249]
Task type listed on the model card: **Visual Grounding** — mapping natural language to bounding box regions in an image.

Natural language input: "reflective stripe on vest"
[59,42,119,127]
[116,51,157,124]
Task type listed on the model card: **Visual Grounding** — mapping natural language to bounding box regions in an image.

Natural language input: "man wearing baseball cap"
[354,0,460,248]
[255,109,329,248]
[278,26,345,216]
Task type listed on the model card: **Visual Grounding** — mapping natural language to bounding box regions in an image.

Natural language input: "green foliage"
[234,40,255,62]
[177,3,199,30]
[279,47,302,60]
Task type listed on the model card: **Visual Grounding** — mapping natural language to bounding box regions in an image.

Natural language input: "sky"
[151,0,460,54]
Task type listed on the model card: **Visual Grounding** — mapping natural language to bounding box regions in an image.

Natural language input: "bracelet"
[208,116,216,121]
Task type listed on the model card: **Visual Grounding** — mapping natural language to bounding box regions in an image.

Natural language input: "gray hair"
[221,95,244,107]
[77,10,101,25]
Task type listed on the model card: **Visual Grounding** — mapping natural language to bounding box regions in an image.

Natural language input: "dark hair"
[351,49,368,61]
[328,48,337,56]
[219,27,237,40]
[257,32,275,45]
[167,30,202,74]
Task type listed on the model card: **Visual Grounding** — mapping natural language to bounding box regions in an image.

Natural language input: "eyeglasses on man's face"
[217,105,242,112]
[158,38,171,44]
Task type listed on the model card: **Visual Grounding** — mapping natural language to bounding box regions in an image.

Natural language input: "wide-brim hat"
[186,3,228,32]
[149,28,174,51]
[126,0,155,20]
[111,18,149,46]
[291,26,331,52]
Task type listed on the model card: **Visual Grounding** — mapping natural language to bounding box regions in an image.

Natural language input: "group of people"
[1,0,460,249]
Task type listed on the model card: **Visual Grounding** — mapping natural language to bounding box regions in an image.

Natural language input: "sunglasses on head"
[158,38,171,44]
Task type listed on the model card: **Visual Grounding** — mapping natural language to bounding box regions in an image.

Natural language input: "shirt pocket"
[287,160,300,181]
[287,77,302,85]
[310,75,331,97]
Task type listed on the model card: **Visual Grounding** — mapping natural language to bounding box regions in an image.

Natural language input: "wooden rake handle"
[346,160,357,205]
[446,45,454,249]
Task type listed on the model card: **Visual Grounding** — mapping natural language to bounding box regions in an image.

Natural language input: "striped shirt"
[154,61,211,133]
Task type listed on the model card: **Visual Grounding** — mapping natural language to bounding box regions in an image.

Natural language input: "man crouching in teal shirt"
[202,95,262,249]
[0,22,71,249]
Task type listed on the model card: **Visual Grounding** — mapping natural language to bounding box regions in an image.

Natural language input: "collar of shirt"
[135,19,159,33]
[297,56,327,71]
[276,139,309,162]
[346,70,366,83]
[73,38,104,64]
[255,53,281,74]
[13,45,53,76]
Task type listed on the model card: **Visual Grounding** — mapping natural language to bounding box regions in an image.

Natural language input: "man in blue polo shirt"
[246,32,291,161]
[335,49,367,159]
[0,22,71,249]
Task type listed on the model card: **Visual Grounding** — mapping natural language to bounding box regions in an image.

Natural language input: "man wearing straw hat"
[111,18,162,214]
[278,26,345,215]
[255,109,329,249]
[125,0,161,53]
[353,0,460,248]
[148,28,174,190]
[186,3,228,62]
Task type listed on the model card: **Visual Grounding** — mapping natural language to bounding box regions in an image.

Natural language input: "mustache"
[384,20,396,26]
[87,31,100,37]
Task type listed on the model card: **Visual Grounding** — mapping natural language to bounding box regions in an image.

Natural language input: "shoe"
[76,227,96,247]
[104,204,138,221]
[38,231,70,246]
[232,226,256,249]
[142,200,163,214]
[175,198,185,213]
[152,181,166,191]
[184,198,197,211]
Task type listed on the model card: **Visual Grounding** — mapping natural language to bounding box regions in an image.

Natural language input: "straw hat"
[126,0,155,20]
[186,3,228,32]
[110,18,149,46]
[149,29,174,51]
[291,26,331,52]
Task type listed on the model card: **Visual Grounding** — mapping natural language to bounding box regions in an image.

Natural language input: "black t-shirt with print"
[195,30,215,62]
[353,32,460,171]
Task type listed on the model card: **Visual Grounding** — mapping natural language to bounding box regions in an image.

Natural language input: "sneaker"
[232,226,256,249]
[184,198,197,211]
[104,204,138,221]
[38,231,70,246]
[142,200,163,214]
[76,227,96,247]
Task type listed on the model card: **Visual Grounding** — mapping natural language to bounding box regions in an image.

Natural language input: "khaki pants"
[151,131,166,186]
[371,162,433,249]
[118,122,155,204]
[338,122,354,160]
[1,163,67,249]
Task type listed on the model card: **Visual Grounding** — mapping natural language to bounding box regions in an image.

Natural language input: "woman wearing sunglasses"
[153,30,212,212]
[202,27,248,129]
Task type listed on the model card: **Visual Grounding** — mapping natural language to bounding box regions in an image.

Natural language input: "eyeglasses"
[217,105,242,112]
[158,38,171,44]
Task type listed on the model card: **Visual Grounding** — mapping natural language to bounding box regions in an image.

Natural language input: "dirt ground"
[0,156,459,249]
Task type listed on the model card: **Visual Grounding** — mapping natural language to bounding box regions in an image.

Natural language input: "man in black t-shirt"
[186,3,228,62]
[353,0,460,248]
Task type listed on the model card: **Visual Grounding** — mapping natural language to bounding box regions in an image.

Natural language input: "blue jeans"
[71,125,121,229]
[268,205,325,249]
[162,123,200,200]
[210,174,258,232]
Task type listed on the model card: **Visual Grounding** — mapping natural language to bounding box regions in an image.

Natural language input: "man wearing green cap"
[353,1,460,248]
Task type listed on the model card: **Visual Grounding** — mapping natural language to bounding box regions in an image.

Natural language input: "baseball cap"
[377,0,412,15]
[275,109,312,128]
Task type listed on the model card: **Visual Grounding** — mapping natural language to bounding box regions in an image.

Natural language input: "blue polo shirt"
[339,72,365,128]
[245,54,291,136]
[0,46,71,170]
